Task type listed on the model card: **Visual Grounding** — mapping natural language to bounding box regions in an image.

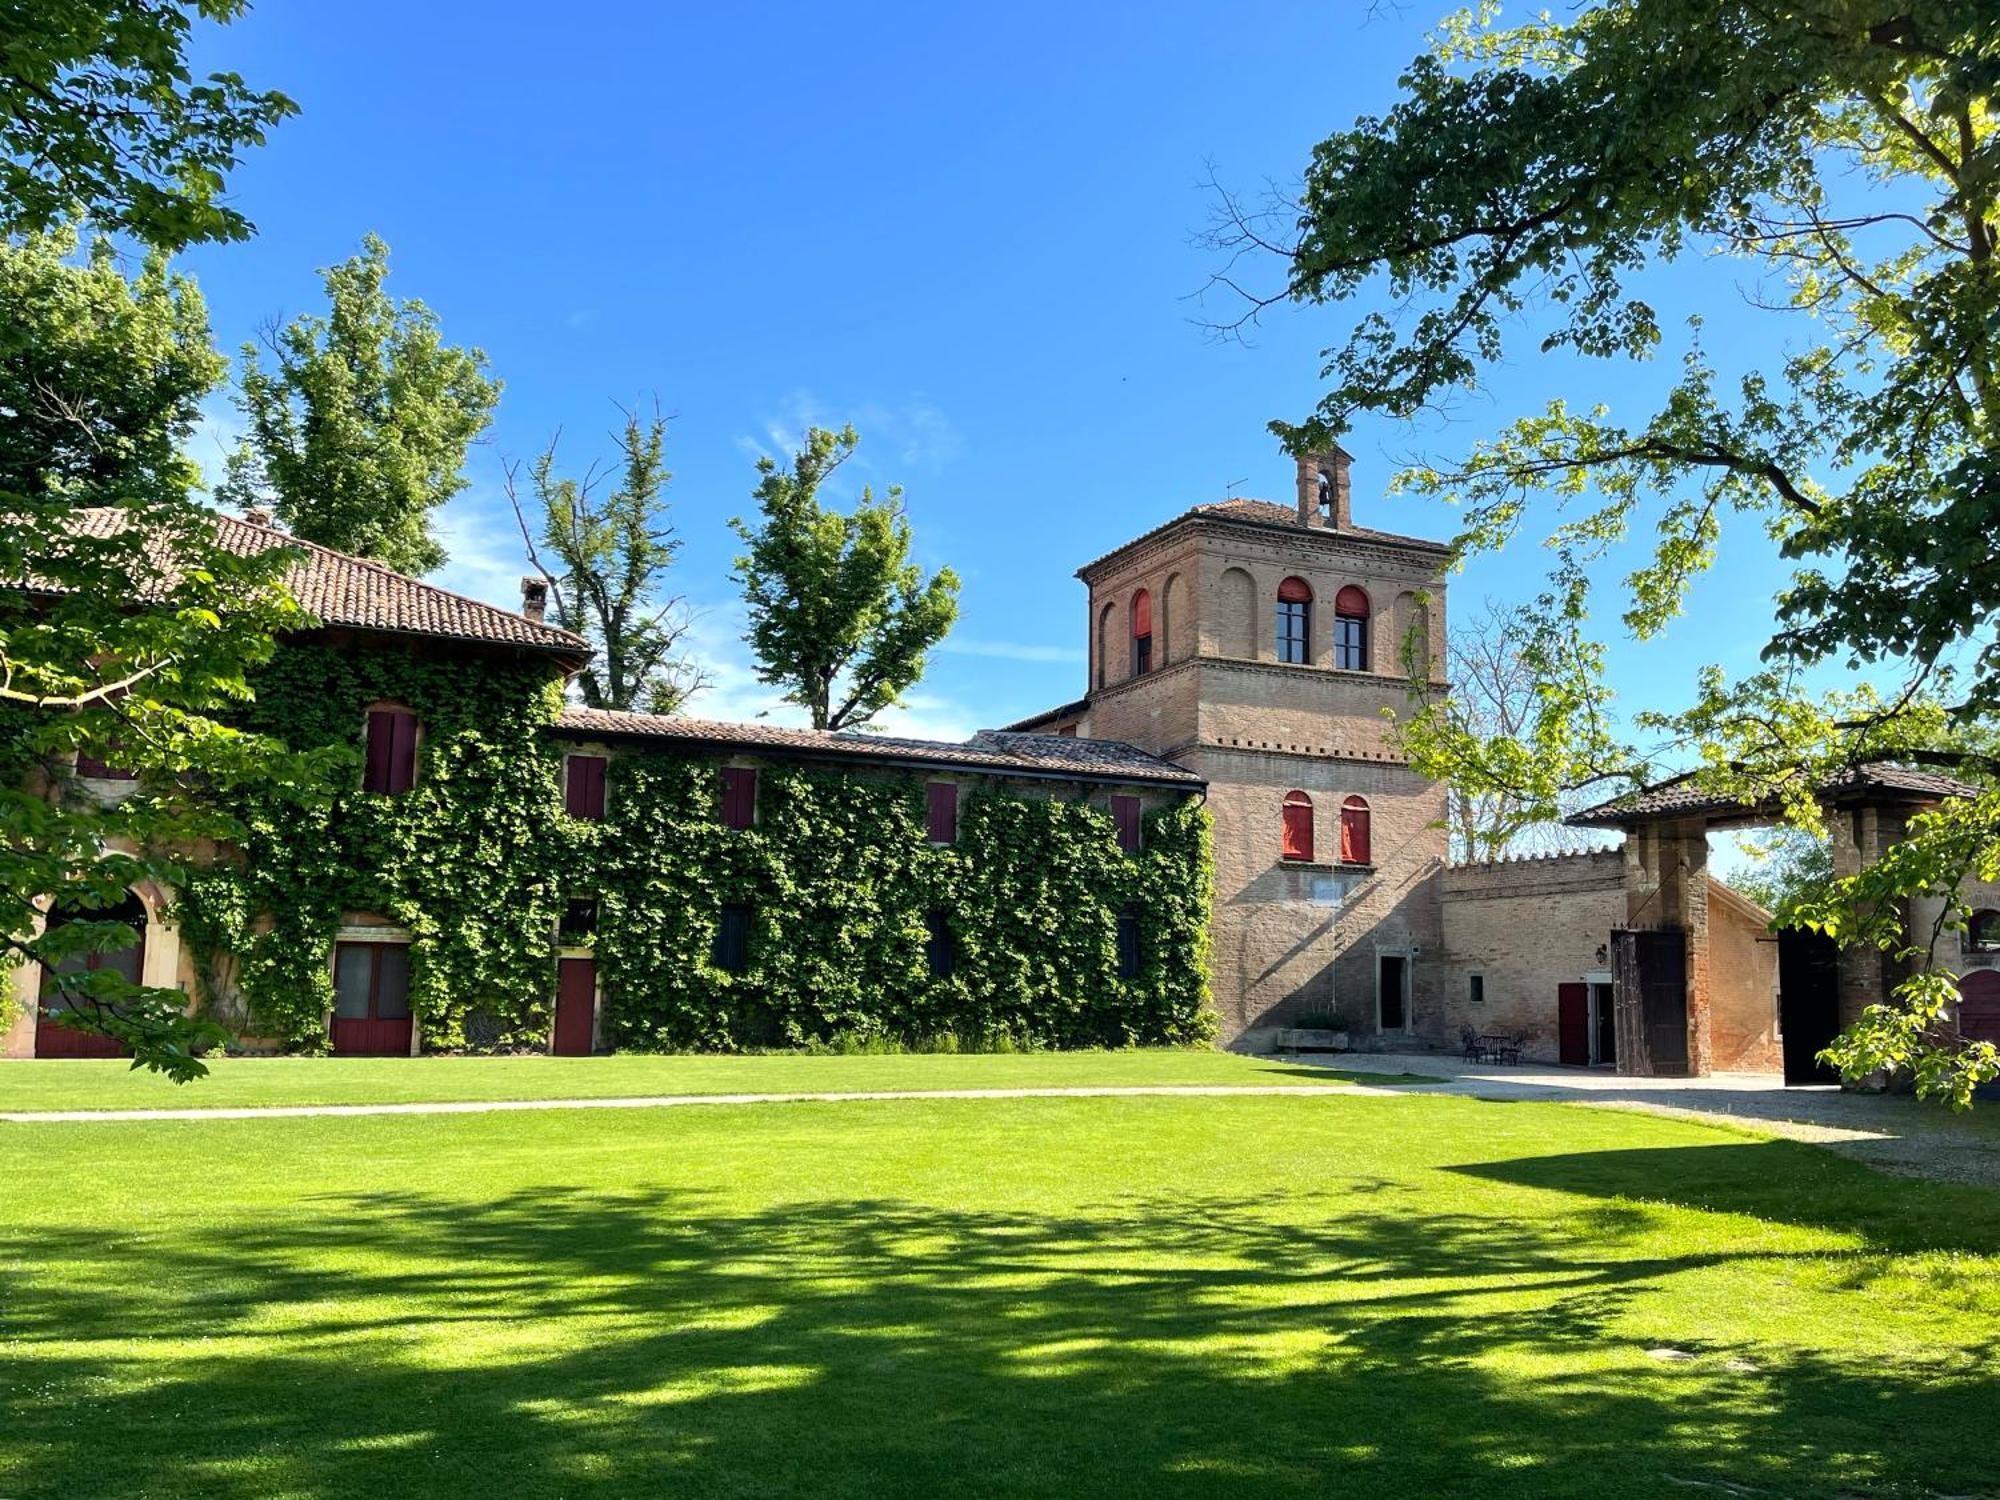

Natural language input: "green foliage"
[1238,0,2000,1099]
[0,228,309,1080]
[1723,827,1835,920]
[0,1,295,249]
[732,425,960,731]
[180,643,1213,1054]
[221,233,501,575]
[506,406,705,713]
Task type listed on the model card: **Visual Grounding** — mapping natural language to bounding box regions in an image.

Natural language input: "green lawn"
[4,1074,1998,1497]
[0,1048,1375,1112]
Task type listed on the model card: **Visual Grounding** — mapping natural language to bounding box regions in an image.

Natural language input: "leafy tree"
[1721,828,1836,919]
[1213,1,2000,1103]
[221,234,500,575]
[505,406,708,714]
[732,425,960,732]
[0,229,310,1080]
[1426,600,1603,862]
[1,1,294,248]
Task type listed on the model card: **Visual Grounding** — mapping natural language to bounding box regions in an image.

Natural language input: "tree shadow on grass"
[4,1170,1998,1499]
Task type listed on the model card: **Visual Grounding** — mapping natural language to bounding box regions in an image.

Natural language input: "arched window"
[1339,795,1372,865]
[1096,602,1116,687]
[1334,585,1370,671]
[1281,791,1314,862]
[1276,577,1312,664]
[1131,589,1153,676]
[1968,909,2000,953]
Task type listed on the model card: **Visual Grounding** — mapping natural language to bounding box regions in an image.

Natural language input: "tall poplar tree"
[732,426,960,733]
[222,234,500,575]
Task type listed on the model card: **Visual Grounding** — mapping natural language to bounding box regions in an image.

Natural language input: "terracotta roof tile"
[62,508,590,658]
[554,707,1203,787]
[1568,762,1983,828]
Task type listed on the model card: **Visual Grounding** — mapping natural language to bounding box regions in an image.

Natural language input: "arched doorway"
[36,893,146,1058]
[1959,969,2000,1045]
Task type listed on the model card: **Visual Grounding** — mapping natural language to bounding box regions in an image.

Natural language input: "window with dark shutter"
[719,767,758,829]
[925,910,954,977]
[1281,791,1314,862]
[1112,795,1142,853]
[1276,577,1312,664]
[559,899,599,944]
[714,903,751,973]
[1334,585,1371,671]
[1339,795,1372,865]
[1469,973,1485,1005]
[565,754,607,819]
[363,708,419,794]
[1116,910,1141,980]
[926,782,958,843]
[1131,589,1153,676]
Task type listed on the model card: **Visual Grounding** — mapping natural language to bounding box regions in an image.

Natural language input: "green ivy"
[177,642,1215,1053]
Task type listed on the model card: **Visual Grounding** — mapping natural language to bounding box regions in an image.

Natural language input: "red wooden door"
[1557,983,1590,1066]
[553,958,596,1056]
[36,904,142,1058]
[330,942,413,1056]
[1959,970,2000,1044]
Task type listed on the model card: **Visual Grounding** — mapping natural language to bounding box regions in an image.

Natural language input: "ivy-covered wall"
[178,639,1214,1052]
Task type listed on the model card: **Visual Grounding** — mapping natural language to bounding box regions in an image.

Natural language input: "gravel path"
[1304,1052,2000,1190]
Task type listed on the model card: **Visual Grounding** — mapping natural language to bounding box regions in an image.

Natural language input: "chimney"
[1294,446,1353,530]
[242,507,273,527]
[521,576,548,623]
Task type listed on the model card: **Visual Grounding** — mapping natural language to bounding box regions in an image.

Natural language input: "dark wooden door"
[1778,927,1841,1084]
[330,941,413,1056]
[1557,982,1590,1066]
[36,901,143,1058]
[1958,969,2000,1044]
[553,958,596,1056]
[1379,955,1406,1031]
[1637,930,1689,1075]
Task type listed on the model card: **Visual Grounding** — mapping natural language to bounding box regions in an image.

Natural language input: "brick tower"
[1010,450,1453,1046]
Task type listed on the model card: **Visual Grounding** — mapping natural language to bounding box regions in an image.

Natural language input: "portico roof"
[1567,761,1983,830]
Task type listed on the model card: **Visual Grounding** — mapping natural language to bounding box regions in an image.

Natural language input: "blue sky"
[178,0,1826,771]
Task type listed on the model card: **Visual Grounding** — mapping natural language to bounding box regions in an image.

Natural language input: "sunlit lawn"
[3,1076,1998,1497]
[0,1048,1376,1112]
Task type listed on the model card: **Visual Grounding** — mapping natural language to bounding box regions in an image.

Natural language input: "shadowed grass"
[3,1090,1997,1497]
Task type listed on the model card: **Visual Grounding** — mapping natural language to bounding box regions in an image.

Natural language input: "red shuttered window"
[927,781,958,843]
[1112,795,1142,853]
[1334,585,1370,672]
[363,709,419,794]
[1281,791,1314,862]
[1339,795,1371,865]
[720,766,758,829]
[565,754,608,819]
[1131,589,1153,676]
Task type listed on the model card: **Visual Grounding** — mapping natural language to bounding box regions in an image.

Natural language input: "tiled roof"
[58,508,591,659]
[1001,697,1091,732]
[554,707,1204,787]
[1568,762,1984,827]
[1076,495,1452,578]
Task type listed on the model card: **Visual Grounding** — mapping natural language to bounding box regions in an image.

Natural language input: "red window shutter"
[566,755,607,819]
[927,782,957,843]
[1281,792,1314,861]
[1112,795,1142,853]
[363,710,397,793]
[1278,576,1313,603]
[720,767,757,829]
[1340,797,1371,864]
[1334,585,1370,618]
[387,710,419,793]
[1131,590,1152,637]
